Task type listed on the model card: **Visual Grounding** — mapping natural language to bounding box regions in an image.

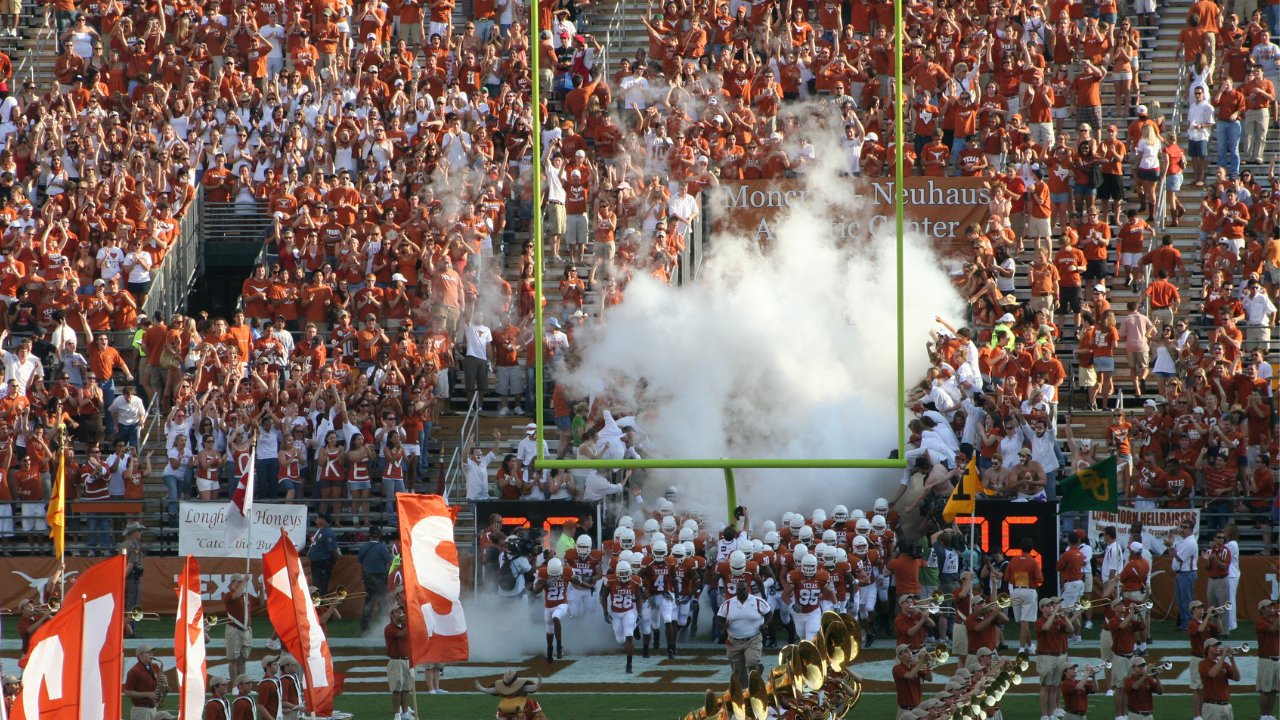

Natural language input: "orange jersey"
[645,557,675,594]
[537,567,569,608]
[850,554,876,586]
[828,561,852,600]
[605,575,643,613]
[714,559,759,592]
[562,548,602,584]
[672,558,701,597]
[786,568,832,612]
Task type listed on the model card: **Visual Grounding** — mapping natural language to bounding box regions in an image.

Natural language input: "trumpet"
[1081,662,1111,678]
[311,585,367,607]
[124,606,161,621]
[1145,661,1174,676]
[31,600,60,614]
[1208,602,1233,616]
[1126,601,1154,612]
[1224,643,1252,655]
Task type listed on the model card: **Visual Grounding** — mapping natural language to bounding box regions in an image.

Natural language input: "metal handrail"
[603,0,627,75]
[1140,45,1189,317]
[443,391,481,502]
[15,18,54,85]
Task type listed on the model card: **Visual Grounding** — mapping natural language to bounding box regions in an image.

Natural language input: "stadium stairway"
[0,1,59,91]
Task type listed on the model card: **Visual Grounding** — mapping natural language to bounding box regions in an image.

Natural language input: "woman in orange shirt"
[1093,310,1120,409]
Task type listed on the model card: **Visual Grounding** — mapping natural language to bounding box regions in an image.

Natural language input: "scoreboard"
[954,500,1061,598]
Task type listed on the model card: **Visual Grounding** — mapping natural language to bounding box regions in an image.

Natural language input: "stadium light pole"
[527,1,908,512]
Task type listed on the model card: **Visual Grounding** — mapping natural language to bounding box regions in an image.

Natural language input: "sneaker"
[435,689,449,694]
[395,713,403,720]
[1069,635,1082,643]
[1084,621,1093,629]
[641,648,650,658]
[514,407,526,416]
[1029,643,1037,654]
[1105,689,1114,696]
[266,639,282,651]
[1054,710,1066,718]
[498,407,510,416]
[556,646,563,659]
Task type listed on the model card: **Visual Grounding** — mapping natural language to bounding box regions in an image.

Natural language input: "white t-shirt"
[125,251,153,283]
[260,24,286,58]
[717,594,770,639]
[96,247,125,282]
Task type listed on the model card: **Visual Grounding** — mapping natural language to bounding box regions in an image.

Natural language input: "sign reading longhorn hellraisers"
[713,178,994,254]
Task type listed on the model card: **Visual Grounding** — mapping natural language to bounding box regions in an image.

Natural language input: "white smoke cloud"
[559,114,968,520]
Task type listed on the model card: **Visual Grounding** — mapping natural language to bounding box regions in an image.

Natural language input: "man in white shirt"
[1164,519,1199,631]
[0,331,42,394]
[96,235,125,285]
[108,384,147,449]
[1242,280,1277,344]
[516,423,550,469]
[259,12,286,79]
[1099,526,1123,594]
[716,580,771,687]
[667,181,700,252]
[1186,86,1216,185]
[463,311,493,410]
[464,431,502,501]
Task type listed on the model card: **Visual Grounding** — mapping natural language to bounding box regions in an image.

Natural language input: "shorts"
[0,0,18,14]
[611,607,638,644]
[595,240,616,261]
[1009,587,1038,622]
[1133,0,1155,12]
[1110,654,1132,687]
[1052,107,1070,120]
[1060,286,1082,313]
[1261,657,1280,693]
[21,502,47,532]
[545,202,566,235]
[1121,252,1142,268]
[555,415,571,432]
[1188,140,1209,157]
[1084,258,1107,280]
[1128,349,1148,371]
[496,365,524,396]
[1051,192,1071,205]
[1060,579,1084,607]
[127,280,152,296]
[951,622,968,657]
[1189,657,1204,690]
[146,364,166,389]
[1037,653,1068,686]
[197,476,220,493]
[318,480,344,493]
[1027,215,1052,237]
[403,444,421,457]
[1077,105,1102,130]
[225,624,253,660]
[387,658,414,692]
[1074,182,1097,197]
[565,214,589,245]
[1100,629,1113,663]
[1166,172,1184,192]
[1094,356,1115,373]
[278,478,297,493]
[543,603,569,633]
[1136,168,1161,182]
[1111,71,1132,82]
[349,480,372,491]
[1098,173,1126,200]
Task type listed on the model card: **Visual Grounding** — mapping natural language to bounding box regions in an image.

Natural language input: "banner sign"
[1147,555,1279,623]
[178,502,308,558]
[0,557,365,616]
[710,178,992,253]
[1087,508,1201,552]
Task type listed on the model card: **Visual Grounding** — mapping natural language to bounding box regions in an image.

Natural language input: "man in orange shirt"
[1214,77,1246,177]
[1027,167,1053,244]
[1069,59,1107,131]
[84,329,133,439]
[1006,537,1043,653]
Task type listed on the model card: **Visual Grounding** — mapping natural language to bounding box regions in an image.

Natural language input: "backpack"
[497,553,519,592]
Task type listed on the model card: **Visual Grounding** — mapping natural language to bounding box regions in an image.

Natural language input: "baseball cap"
[1137,104,1149,115]
[976,648,994,657]
[1144,399,1158,408]
[1129,541,1143,552]
[209,675,231,687]
[1190,600,1206,609]
[1132,656,1147,666]
[136,644,154,656]
[1204,637,1222,648]
[261,654,279,666]
[525,423,537,434]
[1260,599,1277,611]
[1093,284,1106,293]
[998,313,1016,323]
[895,644,912,654]
[391,273,407,283]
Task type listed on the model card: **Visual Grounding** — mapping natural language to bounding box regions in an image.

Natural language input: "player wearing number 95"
[601,560,647,675]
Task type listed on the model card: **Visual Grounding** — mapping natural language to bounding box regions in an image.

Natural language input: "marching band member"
[122,644,170,720]
[386,606,413,720]
[1123,657,1163,720]
[224,574,256,685]
[278,655,304,720]
[892,643,932,720]
[1035,597,1076,720]
[256,655,281,720]
[894,595,934,652]
[203,675,232,720]
[1199,638,1241,720]
[2,675,17,716]
[601,559,645,674]
[232,675,257,720]
[1060,663,1096,720]
[1189,600,1220,719]
[951,571,976,667]
[1108,599,1147,719]
[1257,599,1280,720]
[965,596,1007,668]
[532,557,570,663]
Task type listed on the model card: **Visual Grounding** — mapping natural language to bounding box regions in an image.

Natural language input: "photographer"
[496,532,545,598]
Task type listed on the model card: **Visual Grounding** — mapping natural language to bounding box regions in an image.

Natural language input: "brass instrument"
[204,614,225,630]
[1208,602,1233,616]
[124,606,161,621]
[981,593,1026,612]
[154,659,169,705]
[31,600,60,614]
[1146,661,1174,677]
[312,585,366,607]
[1082,661,1112,678]
[1225,643,1252,655]
[914,646,951,669]
[1060,599,1092,615]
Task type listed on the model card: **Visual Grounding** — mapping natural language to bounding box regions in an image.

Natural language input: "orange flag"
[175,556,206,720]
[13,556,125,720]
[263,529,337,716]
[397,494,469,664]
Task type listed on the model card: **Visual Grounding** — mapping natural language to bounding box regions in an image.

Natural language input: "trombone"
[204,615,225,630]
[981,593,1026,612]
[1059,599,1093,615]
[124,606,161,621]
[311,585,366,607]
[30,600,60,614]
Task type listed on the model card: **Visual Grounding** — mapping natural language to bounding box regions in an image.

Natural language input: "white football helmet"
[851,536,869,555]
[682,540,696,558]
[781,512,795,526]
[643,518,660,536]
[576,535,592,553]
[619,527,636,550]
[789,515,805,532]
[798,526,814,544]
[874,498,890,515]
[822,529,838,545]
[618,550,634,565]
[661,516,678,534]
[547,558,564,577]
[764,531,781,549]
[683,518,700,532]
[832,505,849,523]
[652,540,668,560]
[871,516,888,533]
[851,509,867,521]
[752,539,765,555]
[741,542,755,561]
[619,515,634,529]
[801,555,819,578]
[729,550,747,573]
[792,544,809,560]
[659,500,675,517]
[855,518,872,536]
[836,548,849,564]
[664,486,679,501]
[811,509,827,525]
[679,527,696,543]
[821,545,837,567]
[762,520,777,534]
[671,543,687,561]
[616,560,633,581]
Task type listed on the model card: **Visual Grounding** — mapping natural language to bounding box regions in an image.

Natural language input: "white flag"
[224,448,256,549]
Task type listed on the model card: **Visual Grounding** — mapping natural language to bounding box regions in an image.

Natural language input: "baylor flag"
[1058,456,1119,511]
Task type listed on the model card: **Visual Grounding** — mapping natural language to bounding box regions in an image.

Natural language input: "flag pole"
[244,439,257,635]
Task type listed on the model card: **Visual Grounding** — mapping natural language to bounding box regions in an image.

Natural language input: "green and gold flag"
[1058,456,1119,512]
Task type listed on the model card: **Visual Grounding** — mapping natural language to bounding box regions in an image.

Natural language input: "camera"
[508,526,544,557]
